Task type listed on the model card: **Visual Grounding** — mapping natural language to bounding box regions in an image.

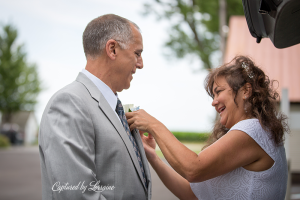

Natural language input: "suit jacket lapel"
[75,72,148,192]
[132,129,151,189]
[98,95,148,192]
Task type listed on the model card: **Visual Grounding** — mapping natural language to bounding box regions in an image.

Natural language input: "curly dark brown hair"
[203,55,289,149]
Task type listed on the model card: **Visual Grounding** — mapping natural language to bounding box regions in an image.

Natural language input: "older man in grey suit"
[38,14,151,200]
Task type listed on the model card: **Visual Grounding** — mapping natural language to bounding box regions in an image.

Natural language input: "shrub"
[143,131,210,142]
[172,132,210,142]
[0,134,10,148]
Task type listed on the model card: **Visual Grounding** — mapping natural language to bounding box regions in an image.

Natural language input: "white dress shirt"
[81,69,120,120]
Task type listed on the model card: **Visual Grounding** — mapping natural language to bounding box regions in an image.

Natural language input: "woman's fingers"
[126,113,137,131]
[129,122,147,132]
[125,111,134,118]
[148,133,154,139]
[125,109,160,134]
[139,130,146,135]
[129,123,137,131]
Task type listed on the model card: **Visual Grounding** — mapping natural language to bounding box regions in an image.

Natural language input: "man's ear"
[105,39,118,60]
[243,83,252,97]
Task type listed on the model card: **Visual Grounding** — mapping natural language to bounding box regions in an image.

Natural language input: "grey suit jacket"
[39,73,152,200]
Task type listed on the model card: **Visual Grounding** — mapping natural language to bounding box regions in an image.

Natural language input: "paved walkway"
[0,146,299,200]
[0,146,177,200]
[0,146,42,200]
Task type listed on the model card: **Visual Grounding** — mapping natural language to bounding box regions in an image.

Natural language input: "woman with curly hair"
[126,56,289,200]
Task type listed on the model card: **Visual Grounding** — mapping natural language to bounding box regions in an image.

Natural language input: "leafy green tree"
[0,24,41,123]
[143,0,244,70]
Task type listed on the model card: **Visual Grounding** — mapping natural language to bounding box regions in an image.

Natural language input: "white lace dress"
[190,119,288,200]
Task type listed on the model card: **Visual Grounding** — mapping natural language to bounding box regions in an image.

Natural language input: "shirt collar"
[81,69,118,111]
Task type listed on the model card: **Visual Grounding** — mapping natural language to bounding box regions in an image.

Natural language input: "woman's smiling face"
[211,76,248,129]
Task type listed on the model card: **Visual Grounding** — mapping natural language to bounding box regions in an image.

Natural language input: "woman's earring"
[244,96,247,112]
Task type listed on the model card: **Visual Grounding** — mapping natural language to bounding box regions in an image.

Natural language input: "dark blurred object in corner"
[0,123,23,145]
[242,0,300,48]
[292,173,300,185]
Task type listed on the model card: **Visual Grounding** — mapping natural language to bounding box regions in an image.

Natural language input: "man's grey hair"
[83,14,140,59]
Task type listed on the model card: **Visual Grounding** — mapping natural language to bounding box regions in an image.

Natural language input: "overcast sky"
[0,0,216,132]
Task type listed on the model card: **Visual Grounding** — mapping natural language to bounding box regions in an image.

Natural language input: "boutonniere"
[123,104,140,113]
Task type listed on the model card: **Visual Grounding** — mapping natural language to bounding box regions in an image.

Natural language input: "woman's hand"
[126,109,162,136]
[139,131,157,160]
[126,109,164,160]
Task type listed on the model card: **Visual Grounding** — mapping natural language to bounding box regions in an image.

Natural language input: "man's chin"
[125,82,131,89]
[118,84,130,92]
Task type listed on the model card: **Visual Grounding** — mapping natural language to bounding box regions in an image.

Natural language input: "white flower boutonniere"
[123,104,140,113]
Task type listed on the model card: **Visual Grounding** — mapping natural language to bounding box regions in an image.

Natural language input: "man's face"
[114,25,143,92]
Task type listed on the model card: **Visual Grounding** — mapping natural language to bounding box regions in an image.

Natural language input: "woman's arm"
[127,110,266,183]
[149,153,197,200]
[139,132,197,200]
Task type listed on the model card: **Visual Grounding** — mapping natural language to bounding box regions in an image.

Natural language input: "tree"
[0,24,41,123]
[143,0,244,70]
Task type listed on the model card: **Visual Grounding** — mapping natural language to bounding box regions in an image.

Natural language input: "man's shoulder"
[46,80,91,108]
[51,72,93,97]
[54,80,87,97]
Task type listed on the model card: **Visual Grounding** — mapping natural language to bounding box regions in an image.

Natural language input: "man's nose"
[136,57,143,69]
